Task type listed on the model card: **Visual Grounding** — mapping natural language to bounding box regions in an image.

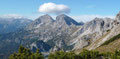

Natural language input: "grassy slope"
[96,33,120,53]
[96,38,120,53]
[101,33,120,46]
[74,32,110,54]
[75,33,120,54]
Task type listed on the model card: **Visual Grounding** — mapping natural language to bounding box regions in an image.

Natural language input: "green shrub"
[48,49,103,59]
[9,46,120,59]
[9,46,44,59]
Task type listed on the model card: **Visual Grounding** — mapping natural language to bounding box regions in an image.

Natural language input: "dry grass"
[96,38,120,53]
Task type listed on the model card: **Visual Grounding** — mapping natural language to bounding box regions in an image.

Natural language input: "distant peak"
[115,11,120,22]
[41,14,51,17]
[93,17,103,21]
[56,14,70,21]
[94,17,102,19]
[119,11,120,14]
[36,14,51,19]
[37,14,52,19]
[34,14,54,24]
[117,11,120,16]
[43,14,50,16]
[58,14,68,17]
[56,14,70,19]
[59,14,66,16]
[56,14,80,25]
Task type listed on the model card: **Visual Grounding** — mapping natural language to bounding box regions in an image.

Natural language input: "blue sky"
[0,0,120,22]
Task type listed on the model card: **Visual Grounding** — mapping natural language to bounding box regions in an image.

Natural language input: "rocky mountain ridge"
[73,12,120,52]
[1,12,120,59]
[0,14,83,58]
[72,17,114,50]
[0,17,32,34]
[25,14,82,51]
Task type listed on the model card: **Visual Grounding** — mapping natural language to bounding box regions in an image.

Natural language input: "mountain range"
[1,12,120,59]
[0,17,32,34]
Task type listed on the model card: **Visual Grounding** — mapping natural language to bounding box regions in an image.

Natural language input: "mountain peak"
[56,14,80,25]
[93,17,103,21]
[115,11,120,22]
[39,14,52,19]
[43,14,50,17]
[58,14,67,17]
[116,11,120,17]
[27,14,54,29]
[35,14,54,24]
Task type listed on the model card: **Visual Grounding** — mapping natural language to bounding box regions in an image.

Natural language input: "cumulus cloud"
[71,15,115,22]
[38,2,70,14]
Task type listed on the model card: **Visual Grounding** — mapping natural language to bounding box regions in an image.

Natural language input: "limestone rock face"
[26,14,54,30]
[72,12,120,51]
[22,14,83,52]
[2,12,120,58]
[50,46,62,53]
[72,17,114,50]
[55,14,80,25]
[115,12,120,22]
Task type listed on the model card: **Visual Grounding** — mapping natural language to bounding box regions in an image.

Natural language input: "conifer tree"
[9,46,44,59]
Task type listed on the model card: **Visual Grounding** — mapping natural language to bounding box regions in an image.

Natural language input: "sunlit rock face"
[8,14,83,52]
[73,17,114,50]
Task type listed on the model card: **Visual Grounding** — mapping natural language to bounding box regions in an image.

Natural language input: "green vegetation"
[106,29,110,32]
[48,49,103,59]
[96,38,120,53]
[48,49,120,59]
[48,51,77,59]
[9,46,120,59]
[9,46,44,59]
[101,33,120,46]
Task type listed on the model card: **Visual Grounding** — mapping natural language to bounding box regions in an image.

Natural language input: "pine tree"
[9,46,44,59]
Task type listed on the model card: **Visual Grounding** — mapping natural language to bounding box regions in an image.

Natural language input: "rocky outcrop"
[49,46,63,53]
[30,40,51,52]
[26,14,54,30]
[72,17,114,50]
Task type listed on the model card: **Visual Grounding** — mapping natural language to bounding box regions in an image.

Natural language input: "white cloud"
[38,2,70,14]
[0,14,25,19]
[71,15,115,22]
